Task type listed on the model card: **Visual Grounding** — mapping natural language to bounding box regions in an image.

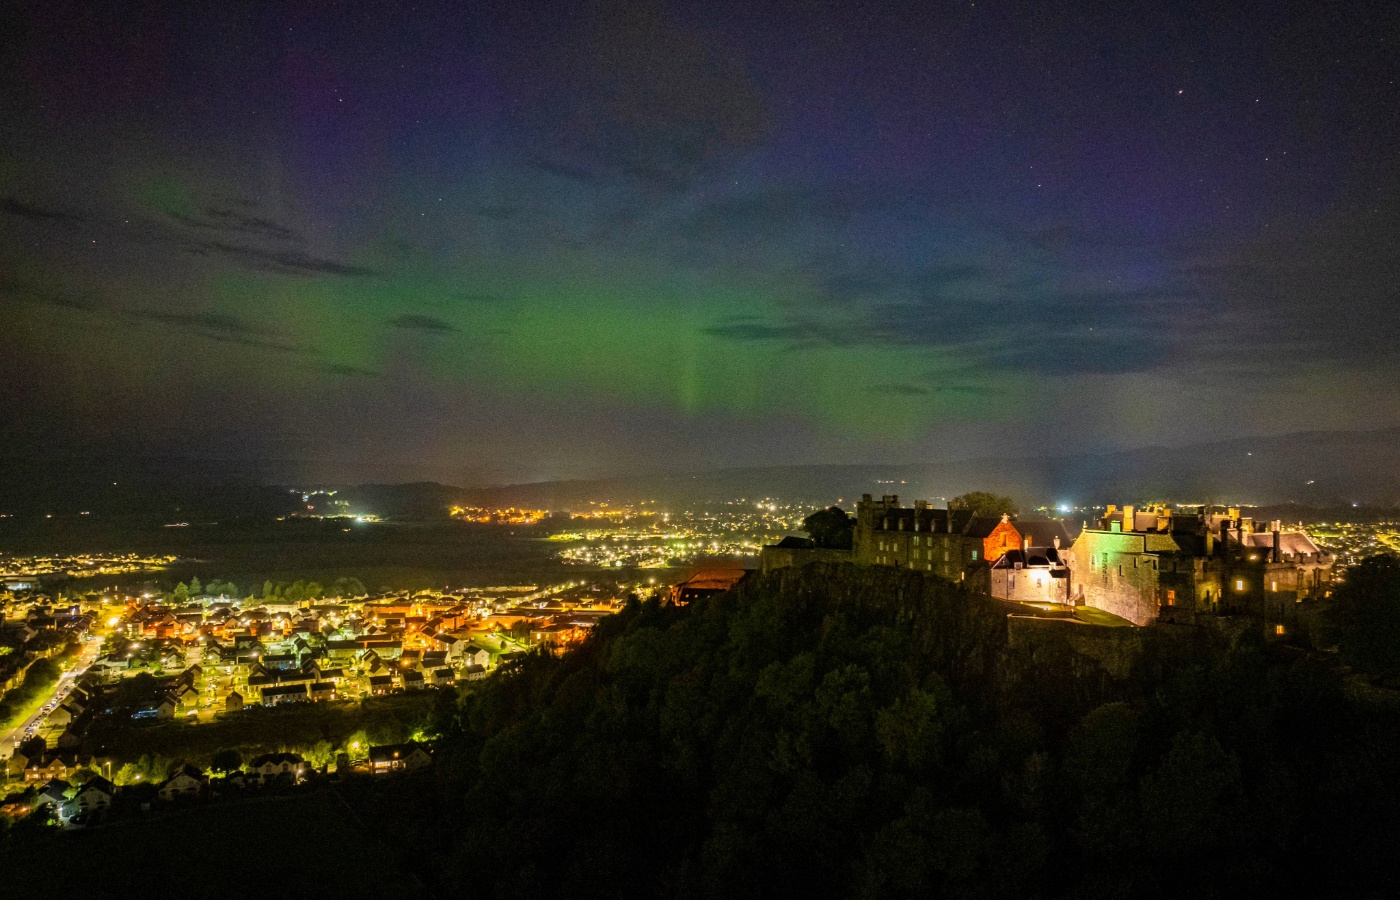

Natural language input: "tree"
[1323,553,1400,680]
[171,582,190,603]
[948,492,1019,517]
[802,506,855,549]
[188,576,203,596]
[262,580,275,599]
[210,749,242,774]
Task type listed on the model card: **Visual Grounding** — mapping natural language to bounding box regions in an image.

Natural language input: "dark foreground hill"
[417,563,1398,898]
[7,563,1400,898]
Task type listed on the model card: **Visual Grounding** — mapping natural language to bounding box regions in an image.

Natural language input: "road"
[0,639,102,759]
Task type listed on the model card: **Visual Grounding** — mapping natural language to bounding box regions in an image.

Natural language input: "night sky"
[2,1,1398,485]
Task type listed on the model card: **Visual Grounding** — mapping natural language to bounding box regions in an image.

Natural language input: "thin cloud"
[325,363,381,378]
[388,313,458,333]
[170,236,379,277]
[867,383,931,396]
[126,308,305,352]
[0,197,80,223]
[171,207,300,242]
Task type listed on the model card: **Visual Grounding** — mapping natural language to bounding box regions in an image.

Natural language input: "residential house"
[260,683,309,706]
[69,776,116,815]
[36,778,72,809]
[249,752,304,780]
[460,645,491,668]
[24,753,74,783]
[158,764,206,800]
[368,742,431,774]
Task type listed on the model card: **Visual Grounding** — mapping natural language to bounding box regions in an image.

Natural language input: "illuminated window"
[1271,580,1277,592]
[1235,580,1244,591]
[1275,624,1285,635]
[1165,589,1176,606]
[971,550,978,560]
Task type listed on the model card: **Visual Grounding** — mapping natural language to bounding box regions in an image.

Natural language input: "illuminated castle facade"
[852,496,1336,632]
[852,494,1021,586]
[1066,504,1335,627]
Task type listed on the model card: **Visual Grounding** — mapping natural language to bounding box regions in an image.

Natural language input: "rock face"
[730,561,1016,693]
[731,561,1255,723]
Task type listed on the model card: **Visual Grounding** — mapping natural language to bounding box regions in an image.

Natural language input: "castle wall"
[991,567,1071,604]
[1067,531,1164,626]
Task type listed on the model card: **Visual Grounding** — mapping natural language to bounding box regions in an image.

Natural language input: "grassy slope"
[0,790,416,898]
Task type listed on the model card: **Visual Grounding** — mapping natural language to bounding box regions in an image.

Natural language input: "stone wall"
[758,547,854,573]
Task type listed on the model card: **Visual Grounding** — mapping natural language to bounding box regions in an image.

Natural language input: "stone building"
[758,536,853,572]
[852,494,1020,586]
[1066,504,1335,630]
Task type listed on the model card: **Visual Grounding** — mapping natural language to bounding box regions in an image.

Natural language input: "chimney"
[1272,528,1280,564]
[1122,505,1135,532]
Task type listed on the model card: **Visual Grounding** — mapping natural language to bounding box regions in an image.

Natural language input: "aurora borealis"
[2,1,1398,485]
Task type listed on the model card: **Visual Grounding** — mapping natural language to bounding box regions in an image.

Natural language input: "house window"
[1275,624,1285,635]
[971,550,978,560]
[1235,580,1245,591]
[1271,580,1277,592]
[1165,589,1176,606]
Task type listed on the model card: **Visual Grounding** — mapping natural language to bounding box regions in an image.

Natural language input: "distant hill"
[465,427,1400,511]
[2,427,1397,520]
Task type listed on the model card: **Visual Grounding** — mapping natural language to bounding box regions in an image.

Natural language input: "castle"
[840,495,1335,632]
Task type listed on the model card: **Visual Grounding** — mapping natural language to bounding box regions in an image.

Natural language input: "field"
[0,789,419,898]
[0,516,572,592]
[84,691,449,770]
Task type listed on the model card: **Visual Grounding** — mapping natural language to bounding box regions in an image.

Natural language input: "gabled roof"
[991,547,1065,569]
[1238,530,1325,557]
[82,775,116,795]
[368,742,427,762]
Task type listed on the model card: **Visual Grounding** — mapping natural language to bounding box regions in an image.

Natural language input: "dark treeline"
[401,562,1400,898]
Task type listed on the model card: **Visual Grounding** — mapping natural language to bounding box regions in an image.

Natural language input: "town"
[0,570,644,826]
[0,494,1393,833]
